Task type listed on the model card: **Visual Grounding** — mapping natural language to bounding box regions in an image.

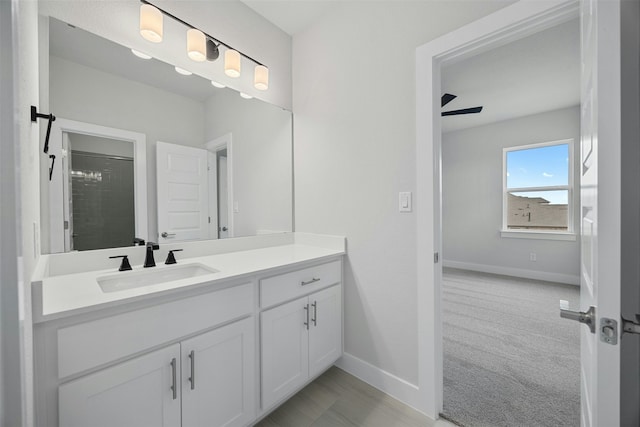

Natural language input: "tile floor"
[254,367,456,427]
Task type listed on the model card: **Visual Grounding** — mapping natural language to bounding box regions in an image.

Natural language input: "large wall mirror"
[40,17,293,253]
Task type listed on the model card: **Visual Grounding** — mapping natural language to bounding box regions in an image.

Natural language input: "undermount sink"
[97,263,219,293]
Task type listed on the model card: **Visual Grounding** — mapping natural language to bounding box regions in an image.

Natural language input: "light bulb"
[254,65,269,91]
[224,50,241,78]
[187,29,206,62]
[140,4,163,43]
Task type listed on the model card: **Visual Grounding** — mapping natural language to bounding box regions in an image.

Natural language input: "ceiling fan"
[441,93,483,116]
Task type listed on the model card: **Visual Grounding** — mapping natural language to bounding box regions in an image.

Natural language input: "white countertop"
[32,234,345,322]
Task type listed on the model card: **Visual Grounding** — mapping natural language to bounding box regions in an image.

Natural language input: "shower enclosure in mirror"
[40,17,293,253]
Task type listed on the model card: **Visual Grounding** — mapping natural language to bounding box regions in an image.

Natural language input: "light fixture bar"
[139,0,266,67]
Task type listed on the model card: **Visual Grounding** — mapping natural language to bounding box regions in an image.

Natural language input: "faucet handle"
[165,249,183,265]
[132,237,146,246]
[109,255,132,272]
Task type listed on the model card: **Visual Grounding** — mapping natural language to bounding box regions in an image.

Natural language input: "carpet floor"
[441,268,581,427]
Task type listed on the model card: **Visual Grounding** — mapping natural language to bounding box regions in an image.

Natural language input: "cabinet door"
[59,344,181,427]
[181,317,255,427]
[261,296,309,410]
[308,285,342,378]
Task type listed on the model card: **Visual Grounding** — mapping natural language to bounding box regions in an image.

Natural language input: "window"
[503,140,574,238]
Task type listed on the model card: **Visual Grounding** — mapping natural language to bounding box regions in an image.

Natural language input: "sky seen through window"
[506,144,569,204]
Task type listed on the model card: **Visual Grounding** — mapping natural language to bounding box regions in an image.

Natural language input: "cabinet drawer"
[260,260,341,308]
[58,283,253,379]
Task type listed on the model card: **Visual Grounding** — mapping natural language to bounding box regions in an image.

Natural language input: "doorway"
[48,118,148,253]
[415,1,624,424]
[206,132,234,239]
[439,18,581,426]
[66,133,135,251]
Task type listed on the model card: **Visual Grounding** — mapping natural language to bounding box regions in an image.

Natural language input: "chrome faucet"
[144,242,159,268]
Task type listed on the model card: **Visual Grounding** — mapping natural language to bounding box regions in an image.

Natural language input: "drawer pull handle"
[301,277,320,286]
[170,358,177,400]
[311,301,317,326]
[304,304,310,330]
[188,350,195,390]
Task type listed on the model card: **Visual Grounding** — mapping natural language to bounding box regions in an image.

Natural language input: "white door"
[218,154,230,239]
[157,141,208,243]
[58,344,181,427]
[207,151,218,239]
[308,285,342,378]
[579,0,621,425]
[261,296,309,410]
[62,131,73,251]
[181,318,255,427]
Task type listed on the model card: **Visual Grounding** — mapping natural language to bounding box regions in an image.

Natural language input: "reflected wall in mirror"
[41,17,293,253]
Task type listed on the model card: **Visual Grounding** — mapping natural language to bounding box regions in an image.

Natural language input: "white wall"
[0,2,21,424]
[293,0,513,391]
[1,1,41,425]
[49,55,205,242]
[442,106,581,284]
[204,89,293,237]
[39,0,292,109]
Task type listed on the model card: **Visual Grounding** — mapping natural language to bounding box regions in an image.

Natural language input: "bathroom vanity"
[32,233,345,427]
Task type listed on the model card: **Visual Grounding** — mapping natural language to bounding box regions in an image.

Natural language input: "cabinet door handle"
[303,304,309,330]
[170,358,177,400]
[311,301,317,326]
[301,277,320,286]
[188,350,196,390]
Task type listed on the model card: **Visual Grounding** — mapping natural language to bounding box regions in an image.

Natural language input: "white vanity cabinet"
[260,260,342,411]
[59,344,182,427]
[58,317,254,427]
[180,318,255,427]
[34,251,344,427]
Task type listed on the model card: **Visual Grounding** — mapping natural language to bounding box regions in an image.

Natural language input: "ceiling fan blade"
[441,93,457,107]
[441,106,483,116]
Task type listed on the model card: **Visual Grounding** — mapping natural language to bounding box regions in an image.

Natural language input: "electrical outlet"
[529,252,537,262]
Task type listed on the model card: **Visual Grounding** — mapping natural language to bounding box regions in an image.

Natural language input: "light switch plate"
[399,192,412,212]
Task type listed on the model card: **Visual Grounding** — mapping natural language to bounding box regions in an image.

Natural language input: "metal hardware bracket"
[31,105,56,154]
[622,315,640,336]
[600,318,618,345]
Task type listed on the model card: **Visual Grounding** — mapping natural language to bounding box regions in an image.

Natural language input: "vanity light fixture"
[131,49,152,59]
[174,66,192,76]
[139,0,269,90]
[187,29,206,62]
[254,65,269,91]
[139,4,163,43]
[239,92,253,99]
[224,50,241,78]
[211,81,226,89]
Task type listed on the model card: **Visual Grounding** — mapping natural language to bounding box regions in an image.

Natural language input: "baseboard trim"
[335,352,425,414]
[443,260,580,285]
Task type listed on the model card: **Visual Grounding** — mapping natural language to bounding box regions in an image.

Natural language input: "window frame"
[501,138,575,240]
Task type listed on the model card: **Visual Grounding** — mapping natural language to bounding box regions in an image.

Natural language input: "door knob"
[219,226,228,232]
[560,300,596,333]
[161,232,176,238]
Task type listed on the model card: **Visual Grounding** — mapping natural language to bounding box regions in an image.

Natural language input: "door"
[218,153,230,238]
[579,0,621,425]
[58,344,181,427]
[181,318,255,427]
[207,151,218,239]
[261,296,309,410]
[157,141,208,243]
[308,285,342,378]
